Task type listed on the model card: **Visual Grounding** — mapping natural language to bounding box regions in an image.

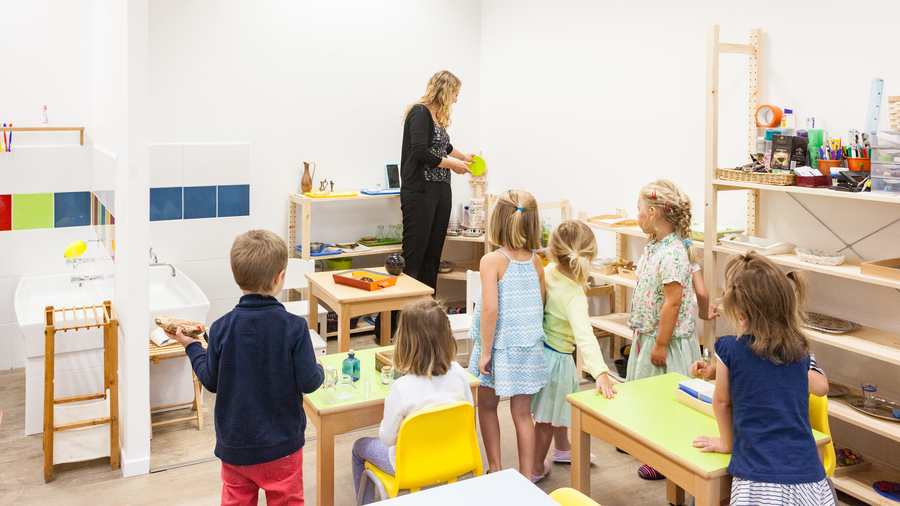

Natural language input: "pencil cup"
[817,159,841,176]
[846,157,871,172]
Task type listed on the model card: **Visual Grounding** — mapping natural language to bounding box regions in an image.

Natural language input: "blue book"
[678,379,714,404]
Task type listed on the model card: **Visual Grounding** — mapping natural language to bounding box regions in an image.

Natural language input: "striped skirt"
[730,477,835,506]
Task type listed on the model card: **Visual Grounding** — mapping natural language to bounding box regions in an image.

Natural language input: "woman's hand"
[445,157,471,175]
[595,373,617,399]
[651,343,668,367]
[478,353,492,375]
[692,435,731,454]
[464,153,476,163]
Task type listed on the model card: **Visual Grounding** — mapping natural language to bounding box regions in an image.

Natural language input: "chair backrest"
[393,401,482,489]
[809,393,836,477]
[284,258,313,291]
[465,270,480,314]
[549,487,601,506]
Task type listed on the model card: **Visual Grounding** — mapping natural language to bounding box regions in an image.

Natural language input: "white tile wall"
[149,220,185,264]
[179,258,243,302]
[6,323,25,369]
[208,297,241,326]
[149,144,184,188]
[0,231,13,278]
[13,146,92,194]
[12,226,95,277]
[0,276,16,324]
[183,143,251,187]
[91,147,117,194]
[182,216,251,262]
[0,152,13,194]
[0,324,11,370]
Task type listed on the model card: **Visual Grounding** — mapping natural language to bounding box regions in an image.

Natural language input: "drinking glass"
[380,366,393,386]
[376,225,386,243]
[337,374,354,401]
[362,377,372,399]
[861,383,878,411]
[323,367,337,404]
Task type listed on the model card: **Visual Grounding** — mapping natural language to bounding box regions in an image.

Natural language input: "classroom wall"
[147,0,483,319]
[479,0,900,468]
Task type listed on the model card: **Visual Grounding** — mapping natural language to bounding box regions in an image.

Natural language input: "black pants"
[401,183,451,291]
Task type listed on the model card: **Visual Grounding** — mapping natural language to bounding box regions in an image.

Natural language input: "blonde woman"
[401,70,475,290]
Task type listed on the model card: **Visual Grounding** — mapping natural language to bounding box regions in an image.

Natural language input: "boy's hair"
[393,299,457,379]
[549,220,597,286]
[230,230,289,293]
[489,189,541,251]
[722,251,810,364]
[638,179,698,264]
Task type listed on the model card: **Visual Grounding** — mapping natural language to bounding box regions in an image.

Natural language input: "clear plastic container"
[870,161,900,178]
[871,176,900,195]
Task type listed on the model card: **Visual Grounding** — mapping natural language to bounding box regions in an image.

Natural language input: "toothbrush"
[7,123,11,152]
[2,124,7,152]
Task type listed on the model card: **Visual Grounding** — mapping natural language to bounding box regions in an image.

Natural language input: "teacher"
[400,70,474,290]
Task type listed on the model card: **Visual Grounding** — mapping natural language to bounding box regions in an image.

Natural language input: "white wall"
[480,0,900,467]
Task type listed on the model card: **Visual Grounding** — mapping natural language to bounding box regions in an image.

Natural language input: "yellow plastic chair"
[809,393,836,477]
[550,487,602,506]
[357,401,482,503]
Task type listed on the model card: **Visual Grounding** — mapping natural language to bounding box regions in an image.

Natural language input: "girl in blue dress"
[468,189,548,479]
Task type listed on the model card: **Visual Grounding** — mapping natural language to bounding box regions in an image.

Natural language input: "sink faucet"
[71,274,104,287]
[149,243,176,276]
[151,262,177,277]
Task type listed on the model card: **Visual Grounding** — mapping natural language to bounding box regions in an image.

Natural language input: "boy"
[168,229,324,505]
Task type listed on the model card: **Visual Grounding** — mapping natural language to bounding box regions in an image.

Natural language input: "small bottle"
[781,109,794,129]
[462,206,470,228]
[541,219,551,248]
[42,105,49,125]
[342,350,360,382]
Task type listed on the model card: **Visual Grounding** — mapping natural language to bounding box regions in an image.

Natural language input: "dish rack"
[716,168,796,186]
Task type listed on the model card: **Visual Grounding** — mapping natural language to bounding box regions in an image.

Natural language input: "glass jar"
[337,374,354,401]
[343,350,360,381]
[323,366,337,404]
[380,366,393,386]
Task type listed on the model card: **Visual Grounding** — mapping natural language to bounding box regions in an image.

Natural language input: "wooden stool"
[43,302,119,483]
[149,335,208,432]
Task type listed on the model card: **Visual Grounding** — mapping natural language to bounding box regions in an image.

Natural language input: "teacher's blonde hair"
[404,70,461,129]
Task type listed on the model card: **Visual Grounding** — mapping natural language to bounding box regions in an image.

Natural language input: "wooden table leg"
[337,308,351,353]
[666,478,686,505]
[306,291,320,332]
[570,406,591,494]
[379,310,391,347]
[316,415,335,506]
[694,473,725,506]
[192,372,203,431]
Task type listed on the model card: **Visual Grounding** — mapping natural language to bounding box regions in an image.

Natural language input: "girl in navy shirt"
[692,252,834,506]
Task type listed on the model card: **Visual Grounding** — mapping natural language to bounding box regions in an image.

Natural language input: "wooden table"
[305,267,434,352]
[380,469,558,505]
[304,346,480,506]
[568,373,831,506]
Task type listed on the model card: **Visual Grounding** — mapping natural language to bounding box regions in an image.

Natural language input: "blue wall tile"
[54,191,92,228]
[183,186,217,219]
[150,187,183,221]
[217,185,250,217]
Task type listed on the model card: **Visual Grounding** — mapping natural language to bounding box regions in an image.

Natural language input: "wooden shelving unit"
[0,126,85,145]
[589,313,633,341]
[703,25,900,505]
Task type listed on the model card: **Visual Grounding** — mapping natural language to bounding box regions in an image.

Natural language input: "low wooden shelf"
[714,178,900,205]
[832,460,900,506]
[293,244,403,261]
[445,235,486,243]
[589,313,633,340]
[590,271,637,289]
[0,126,85,145]
[585,222,649,239]
[828,394,900,444]
[805,325,900,368]
[437,260,481,281]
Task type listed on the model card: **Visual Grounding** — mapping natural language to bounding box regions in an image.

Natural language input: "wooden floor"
[0,331,866,505]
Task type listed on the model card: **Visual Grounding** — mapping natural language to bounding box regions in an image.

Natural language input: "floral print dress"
[625,232,700,381]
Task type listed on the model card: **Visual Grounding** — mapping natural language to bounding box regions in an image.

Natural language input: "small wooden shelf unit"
[0,126,85,145]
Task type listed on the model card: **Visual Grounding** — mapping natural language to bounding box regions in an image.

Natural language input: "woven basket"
[716,168,796,186]
[795,248,845,266]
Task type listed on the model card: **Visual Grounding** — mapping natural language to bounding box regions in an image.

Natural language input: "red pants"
[220,448,305,505]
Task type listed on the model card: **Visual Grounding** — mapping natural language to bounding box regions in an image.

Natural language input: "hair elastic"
[516,207,524,211]
[684,238,692,247]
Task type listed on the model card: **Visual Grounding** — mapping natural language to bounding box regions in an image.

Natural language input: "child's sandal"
[637,464,665,480]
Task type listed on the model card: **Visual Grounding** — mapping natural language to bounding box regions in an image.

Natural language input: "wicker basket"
[716,168,796,186]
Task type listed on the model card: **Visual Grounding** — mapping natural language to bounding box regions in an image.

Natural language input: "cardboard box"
[861,257,900,282]
[770,135,809,170]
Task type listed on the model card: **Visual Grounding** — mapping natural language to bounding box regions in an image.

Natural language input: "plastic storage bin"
[718,234,796,256]
[871,176,900,196]
[870,162,900,178]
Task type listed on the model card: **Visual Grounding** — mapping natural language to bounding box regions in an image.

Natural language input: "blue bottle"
[342,350,360,382]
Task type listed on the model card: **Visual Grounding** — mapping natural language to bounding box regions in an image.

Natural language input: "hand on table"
[595,373,617,399]
[164,326,200,349]
[692,435,730,454]
[650,343,668,367]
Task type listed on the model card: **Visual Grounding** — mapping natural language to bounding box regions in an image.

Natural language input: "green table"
[305,346,480,506]
[567,373,831,506]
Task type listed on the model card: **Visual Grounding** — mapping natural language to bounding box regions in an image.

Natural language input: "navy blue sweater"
[185,294,324,466]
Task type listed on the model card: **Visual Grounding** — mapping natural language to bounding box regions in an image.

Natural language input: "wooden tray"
[357,239,402,247]
[617,265,637,280]
[375,349,394,372]
[588,214,638,228]
[675,388,715,418]
[333,269,398,291]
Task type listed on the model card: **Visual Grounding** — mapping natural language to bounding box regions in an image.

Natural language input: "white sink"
[14,265,210,435]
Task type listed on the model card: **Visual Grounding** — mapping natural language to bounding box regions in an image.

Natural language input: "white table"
[380,469,559,505]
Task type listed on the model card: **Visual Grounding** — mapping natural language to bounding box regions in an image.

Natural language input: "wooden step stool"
[149,334,208,432]
[44,302,119,483]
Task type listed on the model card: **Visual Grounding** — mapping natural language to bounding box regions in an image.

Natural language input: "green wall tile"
[12,193,54,230]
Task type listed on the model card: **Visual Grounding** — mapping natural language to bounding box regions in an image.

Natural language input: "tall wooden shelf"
[703,25,900,505]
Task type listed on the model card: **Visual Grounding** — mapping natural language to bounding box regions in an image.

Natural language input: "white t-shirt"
[379,362,474,468]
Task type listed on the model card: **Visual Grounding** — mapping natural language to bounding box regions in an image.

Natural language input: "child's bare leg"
[533,422,555,472]
[477,385,502,473]
[553,425,571,451]
[510,394,535,478]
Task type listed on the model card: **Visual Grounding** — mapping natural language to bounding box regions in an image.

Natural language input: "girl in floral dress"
[627,179,702,480]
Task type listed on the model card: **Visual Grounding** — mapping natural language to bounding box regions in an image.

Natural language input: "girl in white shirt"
[352,299,474,504]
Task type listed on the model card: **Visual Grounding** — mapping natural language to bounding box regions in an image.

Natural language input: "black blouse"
[400,104,454,190]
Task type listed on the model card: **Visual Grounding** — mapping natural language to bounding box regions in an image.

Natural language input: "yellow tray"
[304,191,359,198]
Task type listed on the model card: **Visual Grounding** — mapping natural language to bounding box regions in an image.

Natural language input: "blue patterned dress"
[467,251,548,396]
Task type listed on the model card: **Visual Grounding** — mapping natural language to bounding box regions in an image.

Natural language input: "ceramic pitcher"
[301,161,316,193]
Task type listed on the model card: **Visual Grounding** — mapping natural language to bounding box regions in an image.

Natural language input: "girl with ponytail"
[468,189,548,480]
[530,220,616,483]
